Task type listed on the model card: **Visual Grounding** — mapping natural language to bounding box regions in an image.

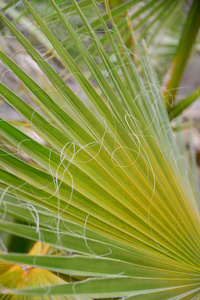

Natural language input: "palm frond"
[0,0,200,299]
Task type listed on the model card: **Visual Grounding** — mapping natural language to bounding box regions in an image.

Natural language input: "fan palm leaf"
[2,0,199,115]
[0,0,200,299]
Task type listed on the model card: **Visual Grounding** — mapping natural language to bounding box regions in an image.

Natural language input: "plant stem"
[169,85,200,119]
[164,0,200,110]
